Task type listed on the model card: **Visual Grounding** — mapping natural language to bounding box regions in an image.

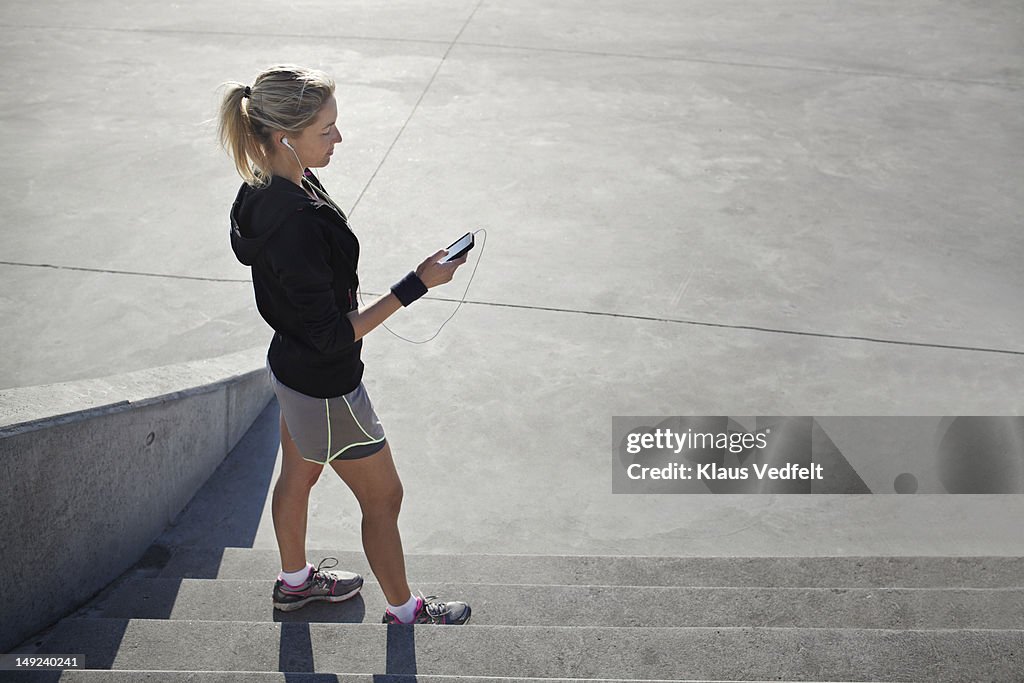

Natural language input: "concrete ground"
[2,2,1023,556]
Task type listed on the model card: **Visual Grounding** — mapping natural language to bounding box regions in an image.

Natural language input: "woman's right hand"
[415,249,468,289]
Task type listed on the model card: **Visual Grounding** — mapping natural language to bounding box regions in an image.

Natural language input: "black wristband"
[391,272,428,307]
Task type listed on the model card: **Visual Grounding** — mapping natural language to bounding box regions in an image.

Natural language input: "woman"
[218,65,470,625]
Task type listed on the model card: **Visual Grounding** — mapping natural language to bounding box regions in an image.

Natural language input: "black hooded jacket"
[230,171,363,398]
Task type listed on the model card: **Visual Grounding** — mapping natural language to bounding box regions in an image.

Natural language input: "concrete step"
[2,672,868,683]
[22,618,1024,682]
[78,577,1024,630]
[158,547,1024,589]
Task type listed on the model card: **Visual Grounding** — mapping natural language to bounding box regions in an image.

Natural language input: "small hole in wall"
[146,432,155,446]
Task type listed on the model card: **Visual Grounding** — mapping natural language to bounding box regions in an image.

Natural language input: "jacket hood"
[230,175,314,266]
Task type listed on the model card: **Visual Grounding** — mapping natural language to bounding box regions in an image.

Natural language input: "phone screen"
[440,232,474,263]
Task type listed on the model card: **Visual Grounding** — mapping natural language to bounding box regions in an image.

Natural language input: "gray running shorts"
[267,359,387,465]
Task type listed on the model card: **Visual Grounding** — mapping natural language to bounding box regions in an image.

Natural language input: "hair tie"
[242,86,252,98]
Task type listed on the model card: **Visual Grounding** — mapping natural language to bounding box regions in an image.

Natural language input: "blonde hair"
[218,65,336,188]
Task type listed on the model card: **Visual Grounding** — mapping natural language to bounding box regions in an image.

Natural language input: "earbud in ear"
[282,137,293,150]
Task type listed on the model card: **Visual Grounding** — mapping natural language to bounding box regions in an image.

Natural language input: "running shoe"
[272,557,363,612]
[382,593,472,625]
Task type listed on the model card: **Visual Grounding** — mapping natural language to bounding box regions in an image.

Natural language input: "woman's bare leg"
[272,411,324,573]
[330,442,411,605]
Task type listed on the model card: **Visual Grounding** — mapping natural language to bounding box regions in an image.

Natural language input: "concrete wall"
[0,347,273,653]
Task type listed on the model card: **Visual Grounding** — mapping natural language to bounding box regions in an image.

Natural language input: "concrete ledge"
[0,347,273,653]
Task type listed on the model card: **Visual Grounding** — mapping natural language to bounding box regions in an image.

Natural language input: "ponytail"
[218,82,269,187]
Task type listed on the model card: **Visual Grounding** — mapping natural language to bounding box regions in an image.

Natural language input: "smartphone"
[439,232,475,263]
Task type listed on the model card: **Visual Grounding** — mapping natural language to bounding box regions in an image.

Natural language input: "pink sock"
[387,594,420,623]
[279,563,313,587]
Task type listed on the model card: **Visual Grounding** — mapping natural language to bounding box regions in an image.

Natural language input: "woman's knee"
[277,463,323,491]
[367,480,404,518]
[291,465,324,490]
[331,443,404,517]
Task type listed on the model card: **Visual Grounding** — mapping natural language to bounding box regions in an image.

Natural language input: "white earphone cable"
[287,141,486,344]
[365,228,487,345]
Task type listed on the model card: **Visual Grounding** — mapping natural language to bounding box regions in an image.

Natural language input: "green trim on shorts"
[324,395,386,463]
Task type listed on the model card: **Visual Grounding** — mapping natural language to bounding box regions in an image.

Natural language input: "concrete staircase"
[8,548,1024,681]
